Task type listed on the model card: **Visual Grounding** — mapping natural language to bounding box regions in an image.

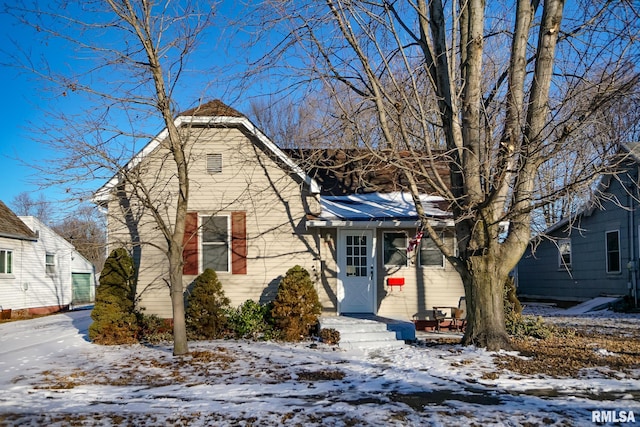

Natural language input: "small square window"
[206,154,222,174]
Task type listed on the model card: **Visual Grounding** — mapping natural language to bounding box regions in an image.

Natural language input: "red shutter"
[231,211,247,274]
[183,212,199,275]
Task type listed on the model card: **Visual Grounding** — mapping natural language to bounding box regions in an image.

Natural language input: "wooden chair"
[433,296,467,332]
[452,297,466,332]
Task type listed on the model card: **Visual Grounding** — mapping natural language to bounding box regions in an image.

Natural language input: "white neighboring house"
[0,201,95,317]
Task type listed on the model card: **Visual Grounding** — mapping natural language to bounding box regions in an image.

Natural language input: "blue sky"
[0,2,270,213]
[0,10,46,206]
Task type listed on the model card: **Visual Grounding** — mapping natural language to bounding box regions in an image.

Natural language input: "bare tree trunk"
[247,0,638,349]
[168,243,188,355]
[6,0,218,356]
[460,255,511,350]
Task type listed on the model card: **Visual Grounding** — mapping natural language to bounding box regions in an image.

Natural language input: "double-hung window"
[558,239,571,269]
[46,253,56,275]
[606,230,621,273]
[419,236,445,268]
[0,250,12,274]
[202,216,229,272]
[383,232,407,266]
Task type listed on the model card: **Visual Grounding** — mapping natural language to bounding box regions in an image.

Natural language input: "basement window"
[206,154,223,174]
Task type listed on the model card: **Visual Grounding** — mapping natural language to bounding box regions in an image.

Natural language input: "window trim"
[418,235,445,268]
[0,249,13,275]
[605,229,621,274]
[200,214,230,273]
[45,253,56,276]
[557,238,571,270]
[383,231,408,267]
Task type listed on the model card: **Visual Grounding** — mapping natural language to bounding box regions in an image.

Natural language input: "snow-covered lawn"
[0,308,639,426]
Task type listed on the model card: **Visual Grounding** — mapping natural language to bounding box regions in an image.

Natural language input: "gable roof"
[94,100,320,202]
[537,141,640,236]
[285,149,450,196]
[0,200,38,241]
[179,99,244,118]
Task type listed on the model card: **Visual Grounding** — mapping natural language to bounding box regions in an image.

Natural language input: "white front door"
[338,230,376,313]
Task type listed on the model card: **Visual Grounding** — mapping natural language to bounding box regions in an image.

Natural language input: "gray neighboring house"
[517,143,640,305]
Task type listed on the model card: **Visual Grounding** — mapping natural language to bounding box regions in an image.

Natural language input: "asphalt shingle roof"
[0,201,37,241]
[179,99,244,118]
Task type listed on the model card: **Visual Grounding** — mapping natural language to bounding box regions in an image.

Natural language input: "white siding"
[0,237,33,310]
[0,217,93,312]
[18,217,74,310]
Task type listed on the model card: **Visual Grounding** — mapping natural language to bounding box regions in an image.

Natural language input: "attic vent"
[206,153,222,174]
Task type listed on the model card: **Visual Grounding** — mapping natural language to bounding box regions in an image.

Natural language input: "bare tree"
[11,192,52,225]
[6,0,220,355]
[52,205,107,272]
[249,95,335,149]
[248,0,640,349]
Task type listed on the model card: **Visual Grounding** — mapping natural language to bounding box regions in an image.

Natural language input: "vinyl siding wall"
[375,229,464,321]
[0,217,86,311]
[309,226,464,321]
[0,237,33,310]
[107,126,323,318]
[518,172,639,301]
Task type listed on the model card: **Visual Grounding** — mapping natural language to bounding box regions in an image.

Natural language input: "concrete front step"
[319,316,408,350]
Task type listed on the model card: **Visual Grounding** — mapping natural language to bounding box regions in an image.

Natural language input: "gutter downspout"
[629,189,636,306]
[628,168,639,309]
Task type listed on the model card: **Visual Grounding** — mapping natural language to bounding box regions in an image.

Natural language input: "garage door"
[72,273,93,305]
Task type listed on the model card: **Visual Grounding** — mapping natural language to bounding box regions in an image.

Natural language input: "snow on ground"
[0,308,639,426]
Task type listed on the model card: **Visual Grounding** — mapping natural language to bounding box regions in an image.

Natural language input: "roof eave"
[0,232,38,242]
[306,218,454,229]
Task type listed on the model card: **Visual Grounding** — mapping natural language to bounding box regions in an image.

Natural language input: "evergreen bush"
[185,268,230,340]
[271,265,322,341]
[227,299,276,340]
[319,328,340,345]
[138,313,173,344]
[89,248,138,344]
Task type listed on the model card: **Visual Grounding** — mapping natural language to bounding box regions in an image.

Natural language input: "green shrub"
[227,300,277,340]
[271,265,322,341]
[138,313,173,344]
[319,328,340,345]
[89,248,138,344]
[185,268,231,340]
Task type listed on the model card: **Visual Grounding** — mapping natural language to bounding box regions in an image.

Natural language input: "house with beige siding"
[0,201,96,317]
[95,100,464,323]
